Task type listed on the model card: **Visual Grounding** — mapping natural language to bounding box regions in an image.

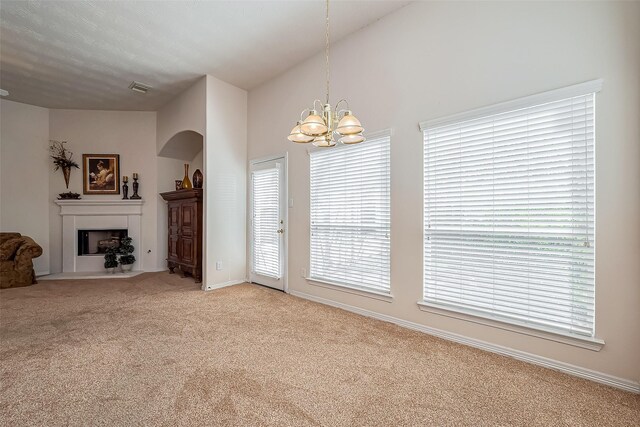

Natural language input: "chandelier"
[287,0,365,147]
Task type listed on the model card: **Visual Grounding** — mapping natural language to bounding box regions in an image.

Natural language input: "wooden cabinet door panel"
[181,202,194,237]
[169,204,181,235]
[168,235,180,260]
[180,237,194,264]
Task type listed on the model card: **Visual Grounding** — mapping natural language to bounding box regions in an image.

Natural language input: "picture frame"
[82,154,120,195]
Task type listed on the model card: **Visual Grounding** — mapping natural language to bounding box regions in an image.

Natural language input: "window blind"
[310,133,391,294]
[423,92,596,337]
[251,167,280,279]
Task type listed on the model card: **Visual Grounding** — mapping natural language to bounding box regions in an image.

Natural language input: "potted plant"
[118,237,136,272]
[104,248,118,273]
[49,140,79,189]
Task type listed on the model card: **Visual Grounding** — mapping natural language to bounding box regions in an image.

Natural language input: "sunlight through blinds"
[423,92,596,337]
[310,133,391,294]
[252,167,280,279]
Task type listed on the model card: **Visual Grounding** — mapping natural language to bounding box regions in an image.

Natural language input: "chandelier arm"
[334,99,350,112]
[312,99,324,111]
[325,0,330,105]
[299,108,311,122]
[336,109,350,119]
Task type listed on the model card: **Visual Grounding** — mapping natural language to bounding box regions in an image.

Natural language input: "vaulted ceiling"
[0,0,409,111]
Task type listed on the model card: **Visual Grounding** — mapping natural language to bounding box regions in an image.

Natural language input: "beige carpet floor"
[1,272,638,426]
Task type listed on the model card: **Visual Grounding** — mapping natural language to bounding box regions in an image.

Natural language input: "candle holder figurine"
[130,173,142,199]
[122,175,129,199]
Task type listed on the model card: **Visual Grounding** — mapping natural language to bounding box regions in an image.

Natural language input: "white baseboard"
[204,278,246,291]
[289,289,640,394]
[39,270,144,280]
[35,270,50,277]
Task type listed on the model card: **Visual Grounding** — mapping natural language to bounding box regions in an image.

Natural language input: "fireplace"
[77,229,128,256]
[55,199,143,273]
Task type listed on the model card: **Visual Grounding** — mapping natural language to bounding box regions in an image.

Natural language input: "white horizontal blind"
[310,134,391,294]
[251,167,280,279]
[423,93,595,337]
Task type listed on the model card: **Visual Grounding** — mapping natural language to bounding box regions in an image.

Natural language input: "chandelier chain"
[325,0,330,105]
[287,0,364,146]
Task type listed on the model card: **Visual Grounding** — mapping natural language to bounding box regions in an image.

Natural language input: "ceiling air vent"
[128,81,151,94]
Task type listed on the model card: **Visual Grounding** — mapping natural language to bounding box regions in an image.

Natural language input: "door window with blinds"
[309,131,391,294]
[251,166,281,279]
[421,81,600,338]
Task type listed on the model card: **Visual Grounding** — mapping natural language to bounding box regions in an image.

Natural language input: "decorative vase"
[121,263,133,272]
[193,169,203,189]
[106,267,115,274]
[182,164,193,189]
[62,166,71,189]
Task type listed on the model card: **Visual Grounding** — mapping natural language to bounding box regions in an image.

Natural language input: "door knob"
[277,229,284,234]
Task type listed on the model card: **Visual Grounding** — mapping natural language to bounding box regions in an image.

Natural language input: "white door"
[249,156,287,290]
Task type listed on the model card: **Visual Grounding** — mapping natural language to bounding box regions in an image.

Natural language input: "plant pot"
[106,267,116,274]
[121,263,133,272]
[62,166,71,189]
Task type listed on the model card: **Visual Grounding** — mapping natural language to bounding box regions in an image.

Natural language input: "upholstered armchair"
[0,233,43,289]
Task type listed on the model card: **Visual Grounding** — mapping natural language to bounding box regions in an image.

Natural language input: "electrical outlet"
[301,268,307,278]
[216,261,223,271]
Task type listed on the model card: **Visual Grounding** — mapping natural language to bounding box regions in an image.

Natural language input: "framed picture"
[82,154,120,195]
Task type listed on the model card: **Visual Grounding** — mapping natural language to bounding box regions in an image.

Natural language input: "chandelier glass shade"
[288,122,315,143]
[287,0,365,147]
[300,111,328,136]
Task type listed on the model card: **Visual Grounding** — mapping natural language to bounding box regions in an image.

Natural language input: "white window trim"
[306,277,394,302]
[419,79,603,130]
[417,301,604,351]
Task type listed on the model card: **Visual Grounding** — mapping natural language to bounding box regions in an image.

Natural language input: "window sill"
[416,301,605,351]
[305,277,393,303]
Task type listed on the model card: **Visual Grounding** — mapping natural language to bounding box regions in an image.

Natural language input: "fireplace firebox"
[77,229,128,256]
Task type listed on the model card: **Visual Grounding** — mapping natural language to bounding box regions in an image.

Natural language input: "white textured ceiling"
[0,0,409,111]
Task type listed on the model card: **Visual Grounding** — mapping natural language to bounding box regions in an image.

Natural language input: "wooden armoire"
[160,189,203,283]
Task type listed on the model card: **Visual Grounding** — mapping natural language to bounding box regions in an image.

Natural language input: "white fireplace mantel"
[55,199,144,273]
[55,199,144,216]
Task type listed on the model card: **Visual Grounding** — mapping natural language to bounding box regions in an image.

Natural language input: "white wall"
[248,1,640,383]
[156,77,207,282]
[0,100,51,275]
[191,149,203,177]
[205,75,248,288]
[156,74,247,289]
[157,78,206,152]
[48,109,159,273]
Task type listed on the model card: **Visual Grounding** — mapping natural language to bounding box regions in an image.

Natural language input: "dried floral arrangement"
[57,191,81,200]
[49,140,79,171]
